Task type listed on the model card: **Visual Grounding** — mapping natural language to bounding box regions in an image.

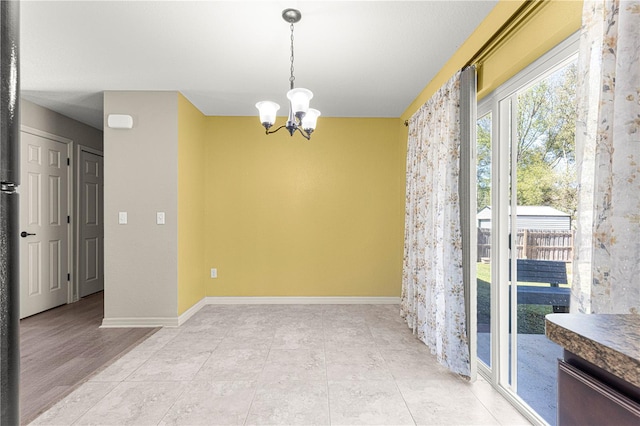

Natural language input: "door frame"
[20,125,74,306]
[75,144,104,301]
[475,32,579,424]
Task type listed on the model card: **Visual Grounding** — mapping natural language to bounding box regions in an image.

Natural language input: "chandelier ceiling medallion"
[255,8,320,140]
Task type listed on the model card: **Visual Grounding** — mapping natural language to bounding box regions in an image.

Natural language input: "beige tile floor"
[31,304,531,425]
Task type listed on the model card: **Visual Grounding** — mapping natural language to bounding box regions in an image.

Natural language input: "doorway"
[19,128,72,318]
[77,147,104,297]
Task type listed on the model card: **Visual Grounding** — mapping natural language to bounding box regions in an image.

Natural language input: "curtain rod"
[465,0,545,68]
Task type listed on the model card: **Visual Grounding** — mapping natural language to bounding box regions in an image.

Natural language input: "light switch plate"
[118,212,127,224]
[156,212,165,225]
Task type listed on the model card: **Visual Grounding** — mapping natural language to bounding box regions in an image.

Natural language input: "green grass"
[477,262,491,283]
[476,262,552,335]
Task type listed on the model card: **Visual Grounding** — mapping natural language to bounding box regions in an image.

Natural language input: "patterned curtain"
[572,0,640,314]
[401,69,470,377]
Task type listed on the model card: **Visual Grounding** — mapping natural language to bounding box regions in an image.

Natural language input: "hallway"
[20,292,158,424]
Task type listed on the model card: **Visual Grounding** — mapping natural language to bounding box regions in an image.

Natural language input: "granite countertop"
[546,314,640,388]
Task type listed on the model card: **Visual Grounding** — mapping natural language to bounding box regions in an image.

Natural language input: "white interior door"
[19,131,70,318]
[78,149,104,297]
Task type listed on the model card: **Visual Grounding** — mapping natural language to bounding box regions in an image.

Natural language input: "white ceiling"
[20,1,498,130]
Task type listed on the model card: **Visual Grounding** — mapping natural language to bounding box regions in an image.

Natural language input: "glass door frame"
[475,32,579,425]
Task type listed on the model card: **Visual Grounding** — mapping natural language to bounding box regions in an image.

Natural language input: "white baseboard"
[177,297,207,326]
[203,296,401,305]
[101,296,400,328]
[100,316,179,328]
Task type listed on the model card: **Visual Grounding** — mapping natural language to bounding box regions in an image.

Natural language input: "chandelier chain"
[289,22,295,90]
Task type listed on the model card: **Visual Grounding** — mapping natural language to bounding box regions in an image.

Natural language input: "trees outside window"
[477,63,577,218]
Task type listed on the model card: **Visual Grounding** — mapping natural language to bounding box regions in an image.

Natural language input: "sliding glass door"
[475,34,578,425]
[476,112,492,369]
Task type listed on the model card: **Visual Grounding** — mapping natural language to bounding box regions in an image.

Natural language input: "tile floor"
[31,304,531,425]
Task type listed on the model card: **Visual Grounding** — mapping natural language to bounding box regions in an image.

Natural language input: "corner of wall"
[177,93,207,315]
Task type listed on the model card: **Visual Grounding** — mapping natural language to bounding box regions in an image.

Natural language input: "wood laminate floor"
[20,292,159,425]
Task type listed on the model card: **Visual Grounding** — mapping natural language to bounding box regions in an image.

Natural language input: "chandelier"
[255,8,320,140]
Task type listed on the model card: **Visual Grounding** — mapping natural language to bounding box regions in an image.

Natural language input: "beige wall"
[103,91,179,324]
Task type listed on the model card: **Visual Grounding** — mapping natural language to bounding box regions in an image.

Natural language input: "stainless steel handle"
[20,231,36,238]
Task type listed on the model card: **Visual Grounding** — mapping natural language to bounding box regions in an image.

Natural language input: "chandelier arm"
[265,124,288,135]
[264,124,287,135]
[263,123,311,140]
[296,126,311,140]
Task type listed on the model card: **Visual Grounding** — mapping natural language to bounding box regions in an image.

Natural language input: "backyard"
[476,262,571,334]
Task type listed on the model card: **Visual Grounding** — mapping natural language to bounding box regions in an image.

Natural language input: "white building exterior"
[477,206,571,230]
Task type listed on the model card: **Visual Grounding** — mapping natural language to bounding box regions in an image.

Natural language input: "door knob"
[20,231,36,238]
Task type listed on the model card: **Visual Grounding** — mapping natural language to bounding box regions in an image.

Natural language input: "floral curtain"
[401,69,470,377]
[572,0,640,314]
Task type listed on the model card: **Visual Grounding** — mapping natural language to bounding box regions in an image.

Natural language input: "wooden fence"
[477,229,574,262]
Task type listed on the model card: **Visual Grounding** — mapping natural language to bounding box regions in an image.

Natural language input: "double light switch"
[118,211,165,225]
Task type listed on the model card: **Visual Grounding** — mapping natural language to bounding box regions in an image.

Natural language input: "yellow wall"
[174,0,583,310]
[177,94,206,313]
[204,117,406,297]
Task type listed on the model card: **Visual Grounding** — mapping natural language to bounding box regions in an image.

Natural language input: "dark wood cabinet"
[558,360,640,425]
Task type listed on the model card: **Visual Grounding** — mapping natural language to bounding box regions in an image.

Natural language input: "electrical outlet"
[118,212,127,224]
[210,268,217,279]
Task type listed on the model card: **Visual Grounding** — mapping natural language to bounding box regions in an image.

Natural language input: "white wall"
[103,91,179,325]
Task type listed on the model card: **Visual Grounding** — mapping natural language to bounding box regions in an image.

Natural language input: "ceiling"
[21,1,498,130]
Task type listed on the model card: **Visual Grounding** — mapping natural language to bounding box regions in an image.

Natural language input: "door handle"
[20,231,36,238]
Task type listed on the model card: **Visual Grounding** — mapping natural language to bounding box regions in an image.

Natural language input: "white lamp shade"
[255,101,280,126]
[286,88,313,115]
[301,108,321,131]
